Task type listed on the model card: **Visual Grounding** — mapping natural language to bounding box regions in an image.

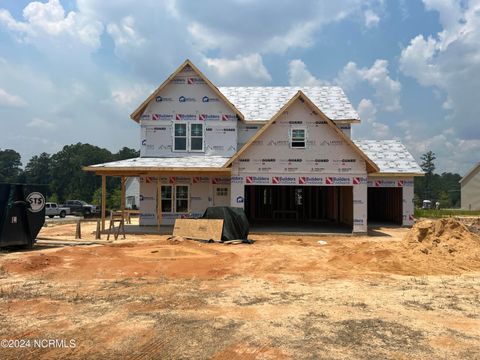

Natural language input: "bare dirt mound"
[403,218,480,256]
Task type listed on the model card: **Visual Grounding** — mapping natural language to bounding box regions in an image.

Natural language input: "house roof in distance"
[459,162,480,184]
[219,86,360,122]
[354,140,424,175]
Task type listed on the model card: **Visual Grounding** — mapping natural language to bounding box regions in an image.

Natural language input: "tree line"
[0,143,139,209]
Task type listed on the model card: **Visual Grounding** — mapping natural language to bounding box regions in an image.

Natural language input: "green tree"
[437,191,451,208]
[114,147,139,161]
[50,143,113,202]
[420,151,436,175]
[420,151,436,199]
[24,152,52,194]
[0,149,22,183]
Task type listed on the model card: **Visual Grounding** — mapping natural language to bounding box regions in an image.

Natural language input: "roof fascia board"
[369,172,425,177]
[83,166,231,173]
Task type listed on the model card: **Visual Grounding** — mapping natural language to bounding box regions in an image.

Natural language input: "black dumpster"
[0,184,47,248]
[202,206,250,242]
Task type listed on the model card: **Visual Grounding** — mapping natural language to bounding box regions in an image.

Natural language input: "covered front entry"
[367,187,402,225]
[244,185,353,231]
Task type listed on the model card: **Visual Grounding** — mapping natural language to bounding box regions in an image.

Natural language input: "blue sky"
[0,0,478,174]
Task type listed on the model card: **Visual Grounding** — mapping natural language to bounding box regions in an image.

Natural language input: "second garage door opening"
[368,187,403,225]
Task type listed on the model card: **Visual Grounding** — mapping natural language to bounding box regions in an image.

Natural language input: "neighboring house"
[125,177,140,209]
[84,60,423,233]
[460,162,480,211]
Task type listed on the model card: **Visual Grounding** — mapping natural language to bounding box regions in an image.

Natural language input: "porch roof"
[83,156,231,174]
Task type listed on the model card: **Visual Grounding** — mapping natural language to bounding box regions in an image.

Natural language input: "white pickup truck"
[45,202,70,218]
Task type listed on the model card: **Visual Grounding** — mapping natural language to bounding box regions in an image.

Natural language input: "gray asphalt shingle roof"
[219,86,359,122]
[354,140,424,174]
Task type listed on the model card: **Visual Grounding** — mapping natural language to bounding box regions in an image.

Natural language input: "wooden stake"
[95,220,101,240]
[75,220,81,239]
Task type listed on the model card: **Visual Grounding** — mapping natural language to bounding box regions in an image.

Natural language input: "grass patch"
[414,208,480,218]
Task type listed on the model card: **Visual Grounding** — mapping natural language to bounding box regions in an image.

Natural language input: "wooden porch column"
[156,176,162,231]
[121,176,126,221]
[101,174,106,231]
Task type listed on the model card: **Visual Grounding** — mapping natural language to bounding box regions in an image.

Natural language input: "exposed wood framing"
[156,177,161,230]
[83,166,232,175]
[121,176,126,224]
[101,174,106,231]
[368,173,424,177]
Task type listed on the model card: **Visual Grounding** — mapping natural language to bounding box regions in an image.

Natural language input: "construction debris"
[403,218,480,255]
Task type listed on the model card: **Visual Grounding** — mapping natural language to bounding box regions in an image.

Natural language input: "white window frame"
[160,185,173,213]
[174,184,190,213]
[173,123,188,152]
[189,122,204,152]
[172,122,205,152]
[290,127,307,149]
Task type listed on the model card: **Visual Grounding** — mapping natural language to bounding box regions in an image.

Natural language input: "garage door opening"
[244,185,353,232]
[368,187,402,225]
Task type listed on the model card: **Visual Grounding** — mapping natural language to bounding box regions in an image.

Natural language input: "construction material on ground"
[173,219,224,241]
[107,211,126,240]
[0,183,47,248]
[202,206,250,242]
[403,218,480,256]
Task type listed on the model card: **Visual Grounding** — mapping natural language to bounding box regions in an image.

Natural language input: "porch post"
[121,176,126,222]
[101,174,106,231]
[156,176,162,231]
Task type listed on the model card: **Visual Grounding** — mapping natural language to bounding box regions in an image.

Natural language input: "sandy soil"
[0,220,479,359]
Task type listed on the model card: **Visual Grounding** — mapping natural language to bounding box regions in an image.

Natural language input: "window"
[216,187,228,196]
[174,123,187,151]
[290,128,306,148]
[161,185,173,212]
[175,185,189,213]
[190,123,204,151]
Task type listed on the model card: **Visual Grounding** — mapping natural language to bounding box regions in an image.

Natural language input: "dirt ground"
[0,219,479,359]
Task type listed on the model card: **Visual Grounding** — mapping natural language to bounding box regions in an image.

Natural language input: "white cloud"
[399,0,480,143]
[0,0,103,48]
[355,98,391,139]
[288,59,327,86]
[357,98,377,123]
[26,117,57,130]
[337,59,401,111]
[107,16,146,57]
[175,0,374,56]
[110,83,153,110]
[266,21,318,54]
[364,9,380,28]
[400,121,480,174]
[204,54,272,85]
[0,88,27,107]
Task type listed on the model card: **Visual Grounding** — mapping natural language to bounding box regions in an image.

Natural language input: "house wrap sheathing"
[85,60,423,234]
